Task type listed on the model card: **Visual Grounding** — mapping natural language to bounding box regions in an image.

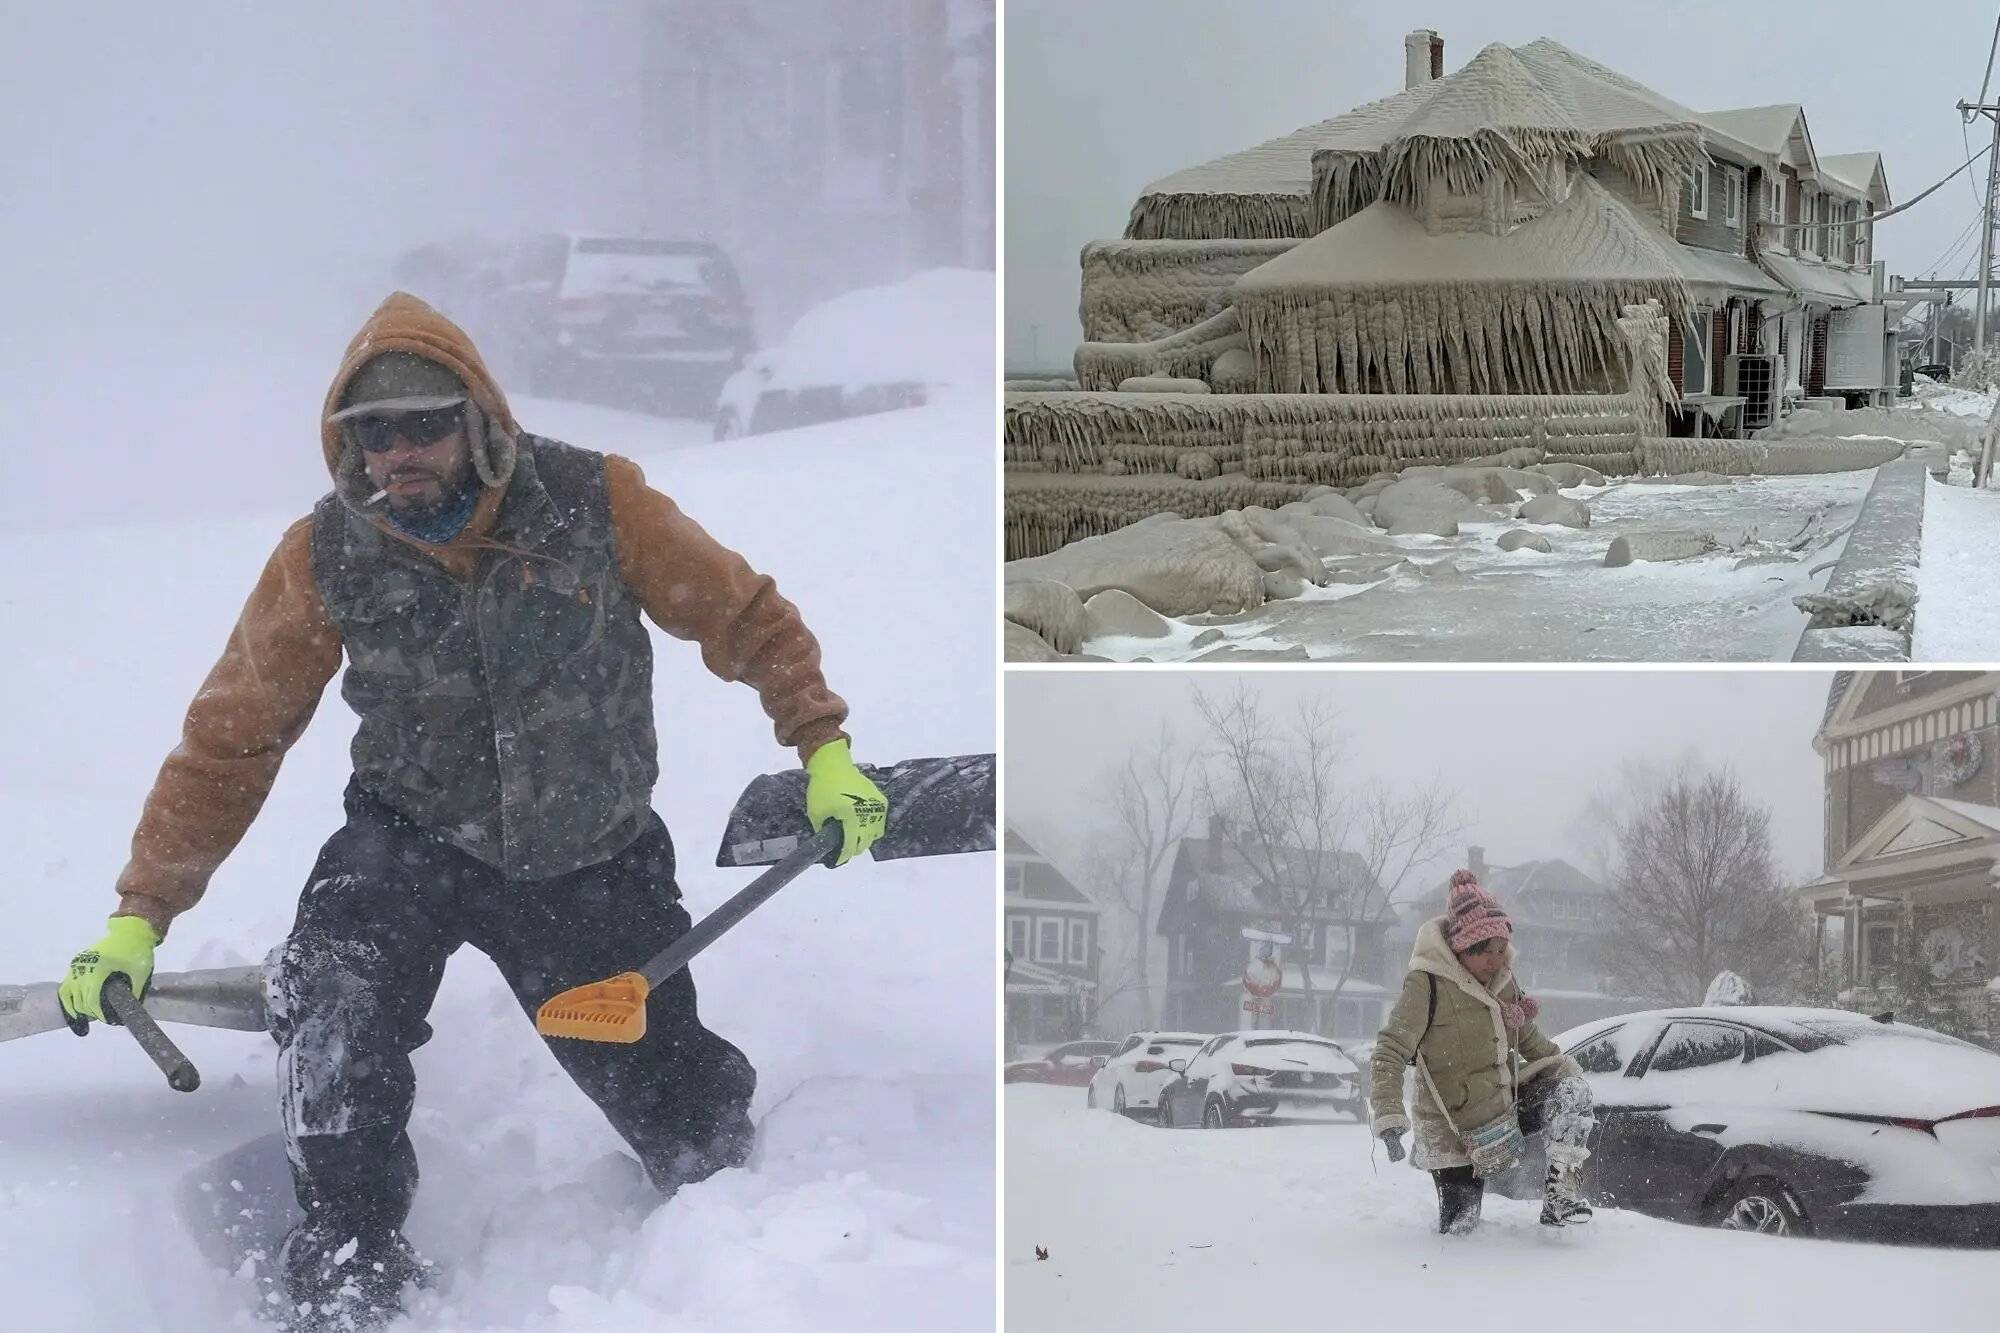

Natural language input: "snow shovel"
[0,965,263,1093]
[535,751,995,1045]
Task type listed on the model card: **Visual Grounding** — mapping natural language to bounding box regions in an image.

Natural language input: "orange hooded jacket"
[112,293,847,937]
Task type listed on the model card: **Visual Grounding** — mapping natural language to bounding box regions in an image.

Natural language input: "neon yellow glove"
[58,916,159,1024]
[804,738,888,867]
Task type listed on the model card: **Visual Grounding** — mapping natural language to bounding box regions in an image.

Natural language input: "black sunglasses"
[349,407,463,453]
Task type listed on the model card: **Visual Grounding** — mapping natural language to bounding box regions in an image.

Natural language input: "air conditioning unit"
[1724,353,1777,431]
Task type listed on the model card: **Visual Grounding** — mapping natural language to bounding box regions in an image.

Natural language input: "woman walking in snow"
[1369,870,1595,1234]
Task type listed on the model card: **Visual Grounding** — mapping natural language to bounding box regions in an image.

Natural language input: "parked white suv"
[1086,1031,1208,1122]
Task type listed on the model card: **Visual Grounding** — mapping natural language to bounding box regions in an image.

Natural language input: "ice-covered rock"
[1606,530,1719,565]
[1082,589,1172,639]
[1263,571,1306,599]
[1004,621,1063,662]
[1374,479,1486,535]
[1005,517,1265,617]
[1497,528,1552,553]
[1528,461,1607,488]
[1003,580,1086,655]
[1518,493,1591,528]
[1176,449,1219,480]
[1278,491,1370,526]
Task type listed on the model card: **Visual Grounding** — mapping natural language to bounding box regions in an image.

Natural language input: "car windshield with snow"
[1488,1006,2000,1244]
[1159,1030,1366,1128]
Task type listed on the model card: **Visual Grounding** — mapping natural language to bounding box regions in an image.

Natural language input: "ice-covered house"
[1800,672,2000,1048]
[1084,34,1896,416]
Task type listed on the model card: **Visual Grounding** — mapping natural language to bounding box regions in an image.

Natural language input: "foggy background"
[1005,669,1831,888]
[1005,0,1995,369]
[1,0,994,529]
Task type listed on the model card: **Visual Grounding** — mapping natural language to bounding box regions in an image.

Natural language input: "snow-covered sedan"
[1004,1040,1119,1087]
[1086,1031,1208,1122]
[1488,1007,2000,1245]
[1159,1030,1367,1128]
[712,268,990,439]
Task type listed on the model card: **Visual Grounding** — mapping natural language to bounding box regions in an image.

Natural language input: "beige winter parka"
[1368,917,1581,1169]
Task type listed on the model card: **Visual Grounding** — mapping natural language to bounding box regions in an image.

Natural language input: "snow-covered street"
[0,381,995,1331]
[1005,1085,2000,1333]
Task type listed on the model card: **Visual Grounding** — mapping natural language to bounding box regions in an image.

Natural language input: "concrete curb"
[1792,458,1925,662]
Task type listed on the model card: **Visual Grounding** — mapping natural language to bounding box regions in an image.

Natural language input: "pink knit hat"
[1445,870,1512,954]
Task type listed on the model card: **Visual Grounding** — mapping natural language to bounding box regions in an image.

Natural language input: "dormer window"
[1686,162,1708,220]
[1724,166,1742,227]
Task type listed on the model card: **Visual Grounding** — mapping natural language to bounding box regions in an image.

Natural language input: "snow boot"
[276,1225,434,1331]
[1433,1165,1484,1235]
[1539,1159,1593,1227]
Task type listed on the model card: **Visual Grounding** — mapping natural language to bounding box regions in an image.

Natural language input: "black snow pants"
[266,780,756,1290]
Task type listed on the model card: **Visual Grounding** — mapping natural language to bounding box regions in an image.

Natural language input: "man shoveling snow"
[1370,870,1594,1234]
[54,293,890,1329]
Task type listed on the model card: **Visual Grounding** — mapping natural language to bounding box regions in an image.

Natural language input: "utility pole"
[1961,99,2000,355]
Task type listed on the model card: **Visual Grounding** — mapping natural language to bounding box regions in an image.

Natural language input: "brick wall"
[1809,315,1830,395]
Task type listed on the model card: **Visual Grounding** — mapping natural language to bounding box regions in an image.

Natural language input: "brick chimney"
[1405,29,1443,90]
[1467,845,1487,881]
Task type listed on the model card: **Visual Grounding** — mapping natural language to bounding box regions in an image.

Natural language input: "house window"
[1068,919,1090,966]
[1322,926,1354,968]
[1865,923,1898,978]
[1684,309,1710,394]
[1008,915,1029,962]
[1766,176,1784,224]
[1178,934,1196,977]
[1686,162,1708,220]
[1724,165,1742,227]
[1036,917,1063,963]
[1005,863,1024,895]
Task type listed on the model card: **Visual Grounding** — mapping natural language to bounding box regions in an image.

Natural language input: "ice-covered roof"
[1701,103,1806,158]
[1672,241,1789,298]
[1820,151,1889,204]
[1129,37,1708,239]
[1758,251,1872,308]
[1237,173,1685,291]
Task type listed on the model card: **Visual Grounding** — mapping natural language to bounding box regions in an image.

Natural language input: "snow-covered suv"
[1086,1031,1208,1122]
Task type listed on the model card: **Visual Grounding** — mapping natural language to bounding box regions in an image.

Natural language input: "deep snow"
[1005,1085,2000,1333]
[0,367,995,1328]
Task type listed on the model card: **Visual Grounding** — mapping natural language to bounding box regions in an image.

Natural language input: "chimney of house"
[1467,845,1487,881]
[1405,29,1443,90]
[1208,814,1228,868]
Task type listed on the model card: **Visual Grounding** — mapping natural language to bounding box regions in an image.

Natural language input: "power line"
[1763,136,1995,233]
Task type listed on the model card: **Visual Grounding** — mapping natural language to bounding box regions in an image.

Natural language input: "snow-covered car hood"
[766,268,992,394]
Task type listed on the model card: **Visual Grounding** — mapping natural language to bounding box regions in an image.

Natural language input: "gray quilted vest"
[310,436,659,880]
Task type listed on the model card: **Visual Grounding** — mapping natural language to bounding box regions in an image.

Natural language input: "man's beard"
[385,468,473,520]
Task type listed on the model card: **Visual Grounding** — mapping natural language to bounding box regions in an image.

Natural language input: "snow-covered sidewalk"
[1005,1086,2000,1333]
[1915,474,2000,661]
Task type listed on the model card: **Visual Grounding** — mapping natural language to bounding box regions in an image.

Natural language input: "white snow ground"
[1082,473,1873,663]
[0,370,995,1329]
[1005,1086,2000,1333]
[1915,473,2000,662]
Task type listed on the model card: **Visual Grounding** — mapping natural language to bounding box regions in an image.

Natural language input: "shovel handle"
[100,975,201,1093]
[639,822,842,989]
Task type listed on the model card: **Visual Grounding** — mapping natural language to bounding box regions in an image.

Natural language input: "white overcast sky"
[1005,670,1834,894]
[1005,0,2000,367]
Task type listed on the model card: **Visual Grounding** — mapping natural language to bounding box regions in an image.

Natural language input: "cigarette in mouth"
[367,488,389,504]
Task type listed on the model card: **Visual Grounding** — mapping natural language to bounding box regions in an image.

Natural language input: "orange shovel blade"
[534,971,651,1043]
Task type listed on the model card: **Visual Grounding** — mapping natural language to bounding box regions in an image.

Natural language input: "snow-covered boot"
[277,1225,433,1331]
[1433,1166,1484,1235]
[1540,1158,1592,1227]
